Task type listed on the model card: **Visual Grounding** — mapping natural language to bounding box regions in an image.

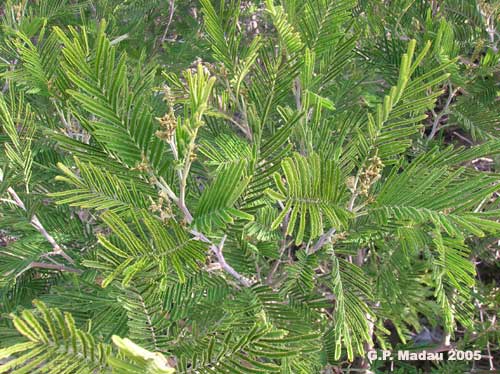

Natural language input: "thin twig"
[154,172,194,222]
[177,129,199,223]
[480,5,498,53]
[266,208,291,285]
[266,239,293,285]
[110,33,129,46]
[0,198,17,205]
[161,0,176,44]
[293,78,302,111]
[18,262,82,277]
[475,264,496,371]
[3,186,75,264]
[347,175,359,212]
[152,175,179,204]
[452,131,473,145]
[190,230,251,286]
[346,172,374,371]
[222,78,252,140]
[220,110,252,137]
[159,128,249,285]
[361,305,378,374]
[478,306,495,371]
[1,58,17,94]
[428,83,459,140]
[210,235,251,287]
[307,228,336,255]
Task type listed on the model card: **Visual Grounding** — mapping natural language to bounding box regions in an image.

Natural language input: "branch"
[191,231,251,287]
[347,175,360,212]
[219,110,252,139]
[1,58,17,94]
[110,33,129,46]
[151,174,179,203]
[293,78,302,111]
[480,5,499,53]
[17,262,82,277]
[160,0,176,44]
[360,304,378,373]
[178,131,199,220]
[475,262,496,371]
[163,129,249,286]
[222,78,252,140]
[428,83,459,140]
[0,198,17,205]
[166,136,194,223]
[266,208,291,284]
[3,186,75,264]
[307,228,336,255]
[266,239,292,285]
[210,235,252,287]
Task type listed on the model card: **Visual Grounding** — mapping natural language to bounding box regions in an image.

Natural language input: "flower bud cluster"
[155,111,177,141]
[359,154,383,196]
[149,191,172,223]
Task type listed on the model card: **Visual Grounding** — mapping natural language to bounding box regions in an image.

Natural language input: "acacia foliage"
[0,0,499,373]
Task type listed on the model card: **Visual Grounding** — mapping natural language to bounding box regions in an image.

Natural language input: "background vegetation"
[0,0,499,373]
